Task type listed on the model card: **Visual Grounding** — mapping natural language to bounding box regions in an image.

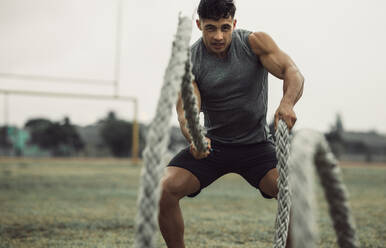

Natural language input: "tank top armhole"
[236,29,260,62]
[192,63,201,85]
[191,40,203,86]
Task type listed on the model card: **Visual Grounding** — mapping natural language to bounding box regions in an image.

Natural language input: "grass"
[0,158,385,247]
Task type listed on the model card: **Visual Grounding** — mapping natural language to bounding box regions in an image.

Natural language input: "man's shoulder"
[233,29,253,44]
[190,38,202,53]
[190,38,204,66]
[234,28,252,36]
[190,38,203,80]
[232,29,256,56]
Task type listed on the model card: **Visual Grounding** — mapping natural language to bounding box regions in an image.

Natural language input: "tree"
[25,117,84,156]
[0,126,12,150]
[25,118,53,149]
[325,113,345,158]
[100,111,133,157]
[61,117,84,152]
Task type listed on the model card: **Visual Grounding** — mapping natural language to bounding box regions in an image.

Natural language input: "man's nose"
[214,31,223,41]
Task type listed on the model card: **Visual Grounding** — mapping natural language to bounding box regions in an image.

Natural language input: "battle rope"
[134,16,193,248]
[180,50,207,152]
[274,120,291,247]
[289,130,360,247]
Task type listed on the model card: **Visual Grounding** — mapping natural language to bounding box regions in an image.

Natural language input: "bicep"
[260,50,296,80]
[249,32,297,80]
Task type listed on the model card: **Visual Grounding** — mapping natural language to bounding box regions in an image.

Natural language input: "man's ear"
[233,19,237,29]
[196,19,202,30]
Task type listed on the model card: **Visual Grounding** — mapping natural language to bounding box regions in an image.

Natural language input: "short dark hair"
[197,0,236,20]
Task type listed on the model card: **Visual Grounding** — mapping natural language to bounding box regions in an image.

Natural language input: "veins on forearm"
[282,70,304,106]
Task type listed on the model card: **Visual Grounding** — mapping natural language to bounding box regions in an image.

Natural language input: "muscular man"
[159,0,304,247]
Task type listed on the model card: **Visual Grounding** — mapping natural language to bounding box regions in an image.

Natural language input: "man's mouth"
[212,43,225,49]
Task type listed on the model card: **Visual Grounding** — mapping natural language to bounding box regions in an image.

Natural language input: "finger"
[201,150,211,158]
[192,144,198,152]
[197,154,205,160]
[290,115,297,129]
[194,153,202,160]
[207,138,211,149]
[189,145,195,154]
[283,115,293,130]
[193,150,205,160]
[191,147,200,158]
[202,153,209,159]
[204,137,211,151]
[290,118,297,130]
[292,116,297,125]
[274,113,280,130]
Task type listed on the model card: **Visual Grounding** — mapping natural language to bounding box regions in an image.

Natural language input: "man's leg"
[258,168,279,197]
[159,166,200,248]
[259,168,292,248]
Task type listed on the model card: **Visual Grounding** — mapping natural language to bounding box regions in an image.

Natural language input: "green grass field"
[0,158,385,248]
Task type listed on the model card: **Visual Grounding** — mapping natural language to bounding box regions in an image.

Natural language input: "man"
[159,0,304,247]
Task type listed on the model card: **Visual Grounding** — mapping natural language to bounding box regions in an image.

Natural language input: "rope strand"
[274,120,291,248]
[134,16,193,248]
[180,50,207,152]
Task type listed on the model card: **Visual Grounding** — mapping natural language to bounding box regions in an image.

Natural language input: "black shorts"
[167,139,278,199]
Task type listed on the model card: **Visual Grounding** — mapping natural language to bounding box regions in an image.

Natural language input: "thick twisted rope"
[273,120,291,248]
[180,51,207,152]
[134,16,193,248]
[289,130,360,247]
[314,138,360,247]
[288,130,320,247]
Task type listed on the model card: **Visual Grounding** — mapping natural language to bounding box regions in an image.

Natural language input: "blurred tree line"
[98,111,137,157]
[0,111,186,158]
[3,111,384,161]
[25,117,84,156]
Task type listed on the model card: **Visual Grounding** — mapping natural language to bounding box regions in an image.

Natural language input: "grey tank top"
[191,29,271,145]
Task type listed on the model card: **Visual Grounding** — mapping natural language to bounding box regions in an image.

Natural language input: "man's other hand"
[274,102,297,130]
[190,137,211,159]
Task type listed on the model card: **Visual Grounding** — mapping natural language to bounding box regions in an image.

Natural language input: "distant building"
[338,131,386,162]
[326,114,386,162]
[76,124,111,157]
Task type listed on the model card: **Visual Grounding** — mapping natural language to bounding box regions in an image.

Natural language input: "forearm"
[176,82,202,144]
[281,68,304,107]
[178,117,192,143]
[179,111,211,159]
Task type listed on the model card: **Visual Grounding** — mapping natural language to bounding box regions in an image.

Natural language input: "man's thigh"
[161,166,201,198]
[235,141,278,198]
[166,147,227,197]
[258,168,279,198]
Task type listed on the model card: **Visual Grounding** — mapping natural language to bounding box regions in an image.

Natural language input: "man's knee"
[163,166,200,192]
[159,167,200,209]
[263,184,279,198]
[259,168,279,198]
[160,177,186,202]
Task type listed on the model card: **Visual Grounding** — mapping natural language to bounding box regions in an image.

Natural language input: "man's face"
[197,16,237,57]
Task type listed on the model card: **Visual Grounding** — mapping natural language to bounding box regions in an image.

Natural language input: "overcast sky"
[0,0,385,133]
